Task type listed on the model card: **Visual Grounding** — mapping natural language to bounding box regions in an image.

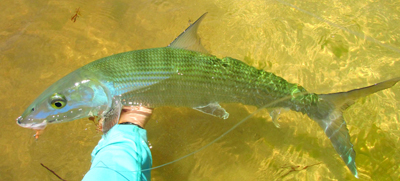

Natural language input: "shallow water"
[1,0,400,180]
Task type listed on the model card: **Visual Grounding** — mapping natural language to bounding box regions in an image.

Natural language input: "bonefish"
[16,13,400,177]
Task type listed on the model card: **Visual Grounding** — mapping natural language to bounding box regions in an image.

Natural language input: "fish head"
[17,71,111,129]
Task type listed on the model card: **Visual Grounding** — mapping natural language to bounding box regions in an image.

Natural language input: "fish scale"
[82,47,314,110]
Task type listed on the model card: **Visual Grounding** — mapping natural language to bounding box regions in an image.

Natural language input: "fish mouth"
[16,116,47,130]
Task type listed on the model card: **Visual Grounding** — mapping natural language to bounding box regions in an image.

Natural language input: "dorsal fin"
[168,13,209,54]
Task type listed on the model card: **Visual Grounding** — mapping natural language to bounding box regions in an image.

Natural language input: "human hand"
[119,106,153,128]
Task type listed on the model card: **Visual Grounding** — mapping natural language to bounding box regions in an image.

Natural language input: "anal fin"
[269,108,289,128]
[193,102,229,119]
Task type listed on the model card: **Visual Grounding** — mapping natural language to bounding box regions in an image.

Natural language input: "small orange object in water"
[71,7,81,22]
[34,129,45,139]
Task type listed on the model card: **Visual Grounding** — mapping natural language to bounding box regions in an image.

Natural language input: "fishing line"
[274,0,400,54]
[115,91,314,173]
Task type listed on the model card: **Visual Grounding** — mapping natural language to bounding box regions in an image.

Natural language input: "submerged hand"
[119,106,153,128]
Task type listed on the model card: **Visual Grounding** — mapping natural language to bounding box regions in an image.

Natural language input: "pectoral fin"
[101,96,122,134]
[193,102,229,119]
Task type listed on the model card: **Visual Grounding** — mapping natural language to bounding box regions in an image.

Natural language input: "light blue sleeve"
[82,124,152,181]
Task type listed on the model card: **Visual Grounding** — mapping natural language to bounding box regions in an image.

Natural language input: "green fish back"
[83,47,318,111]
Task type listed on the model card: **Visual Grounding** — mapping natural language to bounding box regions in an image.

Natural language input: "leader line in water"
[99,93,299,173]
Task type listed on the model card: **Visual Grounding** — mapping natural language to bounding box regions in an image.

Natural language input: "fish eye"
[31,108,35,112]
[49,93,67,109]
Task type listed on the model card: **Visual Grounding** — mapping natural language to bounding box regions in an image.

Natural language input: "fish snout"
[16,116,23,124]
[16,116,47,129]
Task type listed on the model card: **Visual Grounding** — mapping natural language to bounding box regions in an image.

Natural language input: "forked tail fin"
[317,77,400,178]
